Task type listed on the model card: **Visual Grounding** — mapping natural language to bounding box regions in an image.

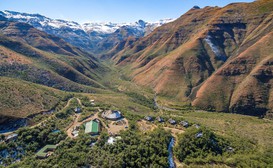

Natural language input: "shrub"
[174,127,229,163]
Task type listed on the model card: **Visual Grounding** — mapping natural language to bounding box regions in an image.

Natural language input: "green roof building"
[36,145,57,159]
[85,120,100,135]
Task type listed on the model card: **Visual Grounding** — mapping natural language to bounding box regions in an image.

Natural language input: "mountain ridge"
[1,1,273,117]
[111,0,273,116]
[0,10,174,54]
[0,18,109,93]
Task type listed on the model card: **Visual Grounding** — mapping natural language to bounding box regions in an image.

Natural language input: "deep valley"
[0,0,273,167]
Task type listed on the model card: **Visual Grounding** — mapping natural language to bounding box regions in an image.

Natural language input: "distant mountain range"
[0,10,174,54]
[0,10,173,121]
[1,0,273,117]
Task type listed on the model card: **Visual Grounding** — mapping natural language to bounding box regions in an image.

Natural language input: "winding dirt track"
[30,98,75,129]
[154,95,178,112]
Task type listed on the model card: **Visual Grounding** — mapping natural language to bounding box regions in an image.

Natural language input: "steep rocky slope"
[193,25,273,116]
[0,18,107,93]
[113,0,273,116]
[0,20,91,57]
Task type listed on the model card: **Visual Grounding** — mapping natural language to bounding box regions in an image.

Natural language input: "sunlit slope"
[0,18,110,92]
[0,77,64,120]
[112,0,273,115]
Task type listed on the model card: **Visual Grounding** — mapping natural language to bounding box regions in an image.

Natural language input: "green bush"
[174,127,229,163]
[10,128,172,168]
[125,92,155,109]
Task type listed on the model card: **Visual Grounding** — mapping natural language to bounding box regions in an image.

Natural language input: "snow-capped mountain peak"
[0,10,175,53]
[81,18,174,34]
[2,10,82,30]
[82,22,124,34]
[1,10,174,34]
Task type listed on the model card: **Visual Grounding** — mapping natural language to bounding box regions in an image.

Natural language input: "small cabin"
[90,100,95,105]
[168,119,176,125]
[156,116,164,123]
[195,132,203,138]
[74,107,81,113]
[180,121,189,128]
[144,116,153,121]
[72,130,79,137]
[193,124,200,129]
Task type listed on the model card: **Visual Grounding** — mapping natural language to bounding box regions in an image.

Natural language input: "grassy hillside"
[0,77,65,119]
[0,33,107,93]
[178,111,273,166]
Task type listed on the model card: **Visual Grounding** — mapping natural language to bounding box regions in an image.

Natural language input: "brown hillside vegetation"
[0,28,107,92]
[193,31,273,116]
[0,77,64,118]
[0,18,112,122]
[0,35,104,92]
[112,0,273,115]
[0,20,91,57]
[0,45,32,64]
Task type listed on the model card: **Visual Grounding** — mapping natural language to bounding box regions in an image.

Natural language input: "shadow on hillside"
[0,115,27,134]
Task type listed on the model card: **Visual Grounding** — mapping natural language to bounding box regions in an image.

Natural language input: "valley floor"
[0,62,272,167]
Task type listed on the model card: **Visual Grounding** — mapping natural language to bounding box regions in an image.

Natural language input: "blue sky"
[0,0,254,23]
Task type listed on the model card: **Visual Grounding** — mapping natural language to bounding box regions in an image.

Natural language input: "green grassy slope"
[0,77,65,119]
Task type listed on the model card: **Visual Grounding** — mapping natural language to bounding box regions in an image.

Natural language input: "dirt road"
[154,95,178,112]
[107,118,129,135]
[66,112,99,138]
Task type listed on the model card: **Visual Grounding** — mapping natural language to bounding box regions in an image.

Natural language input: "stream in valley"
[168,137,176,168]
